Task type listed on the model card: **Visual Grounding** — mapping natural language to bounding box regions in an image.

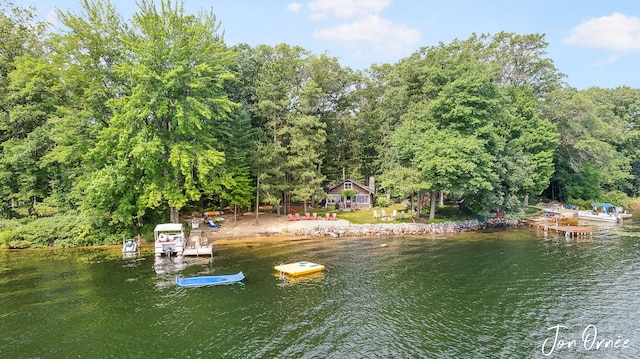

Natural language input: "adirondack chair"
[373,210,379,218]
[288,214,295,221]
[304,212,311,220]
[324,212,330,220]
[295,213,301,220]
[332,213,337,220]
[312,213,318,220]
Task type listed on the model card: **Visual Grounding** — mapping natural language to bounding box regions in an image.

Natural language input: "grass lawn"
[280,200,540,225]
[321,202,477,224]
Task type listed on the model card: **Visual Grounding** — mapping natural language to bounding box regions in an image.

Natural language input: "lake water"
[1,221,640,358]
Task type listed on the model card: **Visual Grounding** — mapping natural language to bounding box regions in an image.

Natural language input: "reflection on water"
[276,271,325,287]
[152,256,215,289]
[1,222,640,358]
[153,255,187,275]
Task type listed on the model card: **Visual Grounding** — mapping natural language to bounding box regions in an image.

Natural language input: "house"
[325,178,375,210]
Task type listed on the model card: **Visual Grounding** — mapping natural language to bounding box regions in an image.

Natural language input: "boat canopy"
[154,223,183,232]
[592,203,617,213]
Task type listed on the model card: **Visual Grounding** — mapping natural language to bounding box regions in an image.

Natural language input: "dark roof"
[326,179,374,194]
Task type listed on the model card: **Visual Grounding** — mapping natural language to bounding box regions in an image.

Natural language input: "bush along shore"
[290,218,520,238]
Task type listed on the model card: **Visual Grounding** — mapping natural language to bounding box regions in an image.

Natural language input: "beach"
[188,211,351,245]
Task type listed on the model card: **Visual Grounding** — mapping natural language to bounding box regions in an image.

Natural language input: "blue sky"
[14,0,640,89]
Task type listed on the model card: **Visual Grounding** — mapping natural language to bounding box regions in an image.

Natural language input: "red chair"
[304,212,311,220]
[332,213,337,220]
[324,213,330,220]
[295,213,301,220]
[288,214,295,221]
[312,213,318,220]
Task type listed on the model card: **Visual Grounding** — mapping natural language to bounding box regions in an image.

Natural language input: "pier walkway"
[525,220,593,238]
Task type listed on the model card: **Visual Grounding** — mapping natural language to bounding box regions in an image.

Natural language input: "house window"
[328,194,340,203]
[355,194,369,204]
[344,182,352,189]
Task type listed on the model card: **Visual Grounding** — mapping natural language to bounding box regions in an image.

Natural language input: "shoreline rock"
[290,218,519,238]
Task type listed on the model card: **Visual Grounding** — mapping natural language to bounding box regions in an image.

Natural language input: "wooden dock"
[526,220,593,238]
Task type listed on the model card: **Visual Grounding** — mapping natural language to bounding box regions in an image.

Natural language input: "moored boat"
[175,272,244,288]
[575,203,629,223]
[154,223,186,257]
[122,237,138,253]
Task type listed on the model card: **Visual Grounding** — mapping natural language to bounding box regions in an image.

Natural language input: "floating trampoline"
[274,261,325,276]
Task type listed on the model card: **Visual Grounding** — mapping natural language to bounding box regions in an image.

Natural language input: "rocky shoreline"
[290,218,520,238]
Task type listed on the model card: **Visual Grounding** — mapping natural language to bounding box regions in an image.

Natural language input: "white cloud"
[286,2,303,13]
[588,54,621,67]
[565,12,640,51]
[313,14,420,53]
[308,0,391,20]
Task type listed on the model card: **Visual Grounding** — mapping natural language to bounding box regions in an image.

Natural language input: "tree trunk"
[255,177,260,224]
[170,207,180,223]
[429,191,437,220]
[439,191,444,206]
[523,193,529,207]
[416,193,423,218]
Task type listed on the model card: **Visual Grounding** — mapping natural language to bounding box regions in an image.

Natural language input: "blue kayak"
[175,272,244,288]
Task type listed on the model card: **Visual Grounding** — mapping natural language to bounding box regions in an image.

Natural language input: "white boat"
[575,203,628,223]
[122,236,138,253]
[154,223,186,257]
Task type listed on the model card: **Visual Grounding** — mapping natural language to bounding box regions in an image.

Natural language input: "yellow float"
[274,261,325,276]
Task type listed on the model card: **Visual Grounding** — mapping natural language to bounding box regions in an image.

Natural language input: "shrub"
[375,195,393,207]
[9,239,32,249]
[0,229,14,249]
[600,191,632,209]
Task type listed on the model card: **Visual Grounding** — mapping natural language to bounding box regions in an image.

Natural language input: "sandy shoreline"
[187,211,513,246]
[189,211,351,245]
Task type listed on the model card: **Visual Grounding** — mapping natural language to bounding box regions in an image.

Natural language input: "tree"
[541,87,631,201]
[254,44,332,214]
[475,32,565,94]
[0,54,65,217]
[0,3,48,125]
[387,45,509,219]
[219,107,255,221]
[0,4,50,217]
[75,0,237,227]
[254,44,299,215]
[503,85,558,206]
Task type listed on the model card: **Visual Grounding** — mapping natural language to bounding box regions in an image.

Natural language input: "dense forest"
[1,1,639,248]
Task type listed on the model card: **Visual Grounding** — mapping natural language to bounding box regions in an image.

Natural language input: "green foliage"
[375,195,393,207]
[542,87,633,201]
[600,191,632,209]
[388,47,507,219]
[0,229,12,248]
[340,189,357,198]
[0,212,101,248]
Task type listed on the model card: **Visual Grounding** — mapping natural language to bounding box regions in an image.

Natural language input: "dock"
[526,220,593,238]
[183,229,213,256]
